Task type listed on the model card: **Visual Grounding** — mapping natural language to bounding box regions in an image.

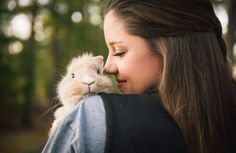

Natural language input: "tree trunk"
[22,2,37,128]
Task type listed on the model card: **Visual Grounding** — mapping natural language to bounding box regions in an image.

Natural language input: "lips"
[116,79,127,89]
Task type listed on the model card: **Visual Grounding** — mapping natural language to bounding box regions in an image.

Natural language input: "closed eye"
[113,51,125,56]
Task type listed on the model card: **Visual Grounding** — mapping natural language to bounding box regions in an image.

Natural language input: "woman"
[42,0,236,153]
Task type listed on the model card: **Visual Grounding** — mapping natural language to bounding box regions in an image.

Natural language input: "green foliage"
[0,0,108,127]
[0,51,26,105]
[1,0,234,126]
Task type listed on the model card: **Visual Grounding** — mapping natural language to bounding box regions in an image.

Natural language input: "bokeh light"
[71,12,83,23]
[10,13,32,40]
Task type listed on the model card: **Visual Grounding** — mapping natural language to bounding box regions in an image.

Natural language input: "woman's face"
[103,10,163,94]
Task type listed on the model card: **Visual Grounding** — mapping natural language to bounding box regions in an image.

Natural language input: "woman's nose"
[104,62,118,74]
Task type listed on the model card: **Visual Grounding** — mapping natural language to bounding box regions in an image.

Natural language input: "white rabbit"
[49,53,114,136]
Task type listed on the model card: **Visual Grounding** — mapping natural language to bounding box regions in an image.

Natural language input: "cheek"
[118,60,136,77]
[128,57,162,83]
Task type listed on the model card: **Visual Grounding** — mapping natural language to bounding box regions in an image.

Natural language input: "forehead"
[103,11,128,43]
[69,60,98,72]
[104,10,121,28]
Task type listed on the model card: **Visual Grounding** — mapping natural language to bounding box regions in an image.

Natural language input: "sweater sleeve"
[41,95,106,153]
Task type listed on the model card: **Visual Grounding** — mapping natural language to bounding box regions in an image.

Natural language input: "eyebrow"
[109,41,123,46]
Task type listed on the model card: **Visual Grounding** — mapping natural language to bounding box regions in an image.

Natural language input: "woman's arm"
[41,95,106,153]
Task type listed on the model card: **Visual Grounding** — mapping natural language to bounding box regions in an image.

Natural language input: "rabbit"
[49,53,114,136]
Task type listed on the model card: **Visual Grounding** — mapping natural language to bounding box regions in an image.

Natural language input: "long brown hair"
[104,0,236,153]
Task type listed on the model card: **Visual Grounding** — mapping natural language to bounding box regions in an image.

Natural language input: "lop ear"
[94,55,103,61]
[94,55,104,65]
[94,55,104,74]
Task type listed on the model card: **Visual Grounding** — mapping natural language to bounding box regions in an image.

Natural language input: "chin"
[119,90,136,94]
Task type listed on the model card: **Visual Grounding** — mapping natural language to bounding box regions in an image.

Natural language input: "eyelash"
[113,51,125,56]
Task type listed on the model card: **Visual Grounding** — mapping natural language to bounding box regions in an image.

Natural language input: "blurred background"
[0,0,235,152]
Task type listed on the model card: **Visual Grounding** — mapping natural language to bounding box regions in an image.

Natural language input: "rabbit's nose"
[82,75,95,85]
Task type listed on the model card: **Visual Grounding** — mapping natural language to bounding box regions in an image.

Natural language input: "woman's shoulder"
[98,92,164,116]
[69,94,106,126]
[79,92,162,114]
[97,92,187,153]
[42,94,106,153]
[98,92,161,105]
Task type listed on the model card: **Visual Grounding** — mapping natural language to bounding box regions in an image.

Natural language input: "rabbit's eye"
[71,73,75,78]
[97,69,100,74]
